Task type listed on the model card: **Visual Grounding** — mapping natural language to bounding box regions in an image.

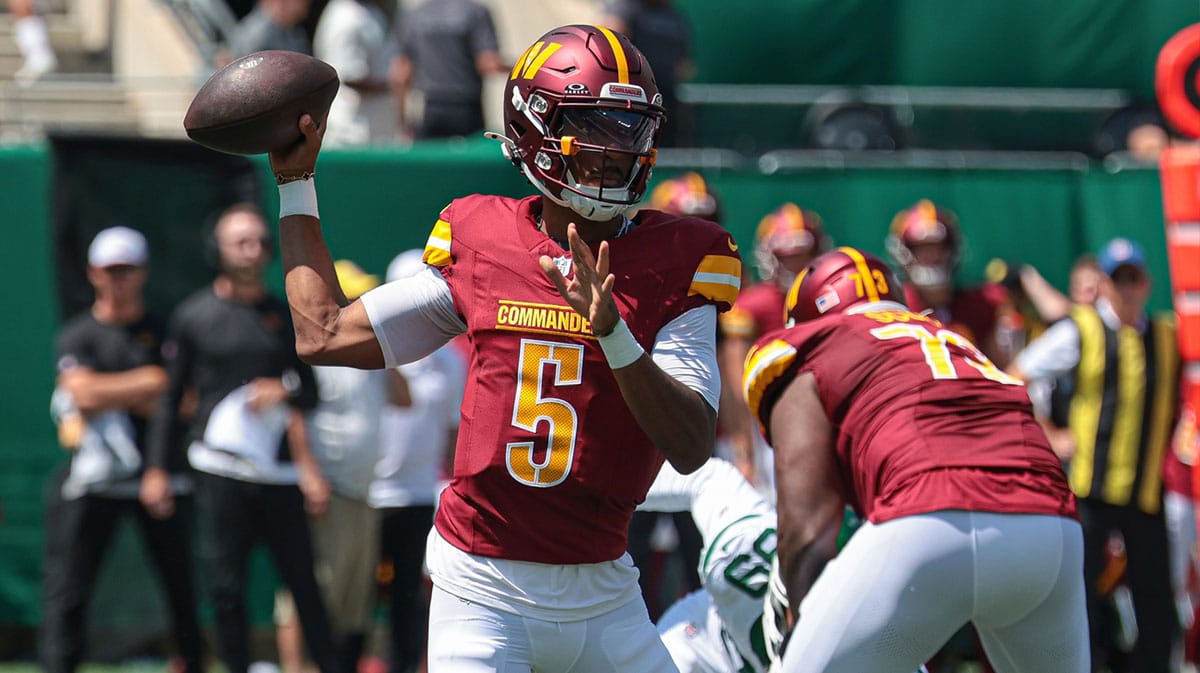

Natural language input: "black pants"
[39,474,204,673]
[416,100,484,140]
[627,510,704,621]
[196,472,339,673]
[1079,498,1177,673]
[379,505,435,673]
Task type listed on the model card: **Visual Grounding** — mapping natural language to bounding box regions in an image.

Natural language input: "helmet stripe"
[785,267,808,318]
[838,246,880,303]
[595,25,630,83]
[522,41,562,80]
[510,42,538,80]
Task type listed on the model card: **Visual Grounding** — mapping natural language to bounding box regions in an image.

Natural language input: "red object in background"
[1159,147,1200,363]
[1157,23,1200,139]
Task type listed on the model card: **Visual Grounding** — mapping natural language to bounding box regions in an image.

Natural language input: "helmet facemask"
[535,104,660,221]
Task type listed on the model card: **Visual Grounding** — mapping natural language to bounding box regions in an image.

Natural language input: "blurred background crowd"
[2,1,1200,673]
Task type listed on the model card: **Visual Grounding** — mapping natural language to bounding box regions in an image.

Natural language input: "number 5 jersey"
[364,194,741,566]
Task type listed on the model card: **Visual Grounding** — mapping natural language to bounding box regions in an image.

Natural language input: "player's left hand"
[540,223,620,335]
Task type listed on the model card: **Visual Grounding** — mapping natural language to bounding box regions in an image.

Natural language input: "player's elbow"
[664,436,714,474]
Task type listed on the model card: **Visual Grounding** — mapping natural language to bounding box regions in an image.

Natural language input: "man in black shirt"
[42,226,204,673]
[145,204,340,673]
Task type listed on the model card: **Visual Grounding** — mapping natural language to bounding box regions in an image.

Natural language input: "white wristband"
[278,178,319,219]
[597,318,644,369]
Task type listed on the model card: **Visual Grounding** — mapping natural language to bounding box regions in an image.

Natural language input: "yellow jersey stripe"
[595,25,629,83]
[689,279,740,306]
[838,246,879,303]
[743,339,799,433]
[522,42,561,79]
[1139,317,1178,513]
[696,254,742,277]
[1102,326,1145,505]
[422,219,452,267]
[1068,306,1105,498]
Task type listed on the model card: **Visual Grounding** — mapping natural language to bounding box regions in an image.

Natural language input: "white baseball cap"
[88,226,148,268]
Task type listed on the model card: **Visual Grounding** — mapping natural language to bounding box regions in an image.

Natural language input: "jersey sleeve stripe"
[690,255,742,304]
[743,339,799,431]
[422,219,453,267]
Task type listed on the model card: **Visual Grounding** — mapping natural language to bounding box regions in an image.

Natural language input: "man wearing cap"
[275,259,388,673]
[1011,237,1180,673]
[42,227,205,673]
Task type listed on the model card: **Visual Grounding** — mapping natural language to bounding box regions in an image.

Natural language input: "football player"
[886,199,1017,367]
[719,204,829,494]
[744,247,1088,673]
[269,23,741,673]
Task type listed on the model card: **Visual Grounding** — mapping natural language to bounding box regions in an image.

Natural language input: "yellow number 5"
[507,339,584,487]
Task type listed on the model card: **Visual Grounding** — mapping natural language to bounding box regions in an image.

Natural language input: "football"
[184,50,340,155]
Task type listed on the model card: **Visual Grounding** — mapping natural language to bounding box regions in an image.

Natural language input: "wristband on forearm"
[597,318,644,369]
[278,177,319,219]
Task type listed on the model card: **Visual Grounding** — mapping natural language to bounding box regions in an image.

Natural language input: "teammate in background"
[720,203,829,492]
[145,204,340,673]
[369,250,467,673]
[42,227,204,673]
[269,23,740,672]
[744,247,1087,673]
[886,199,1016,368]
[276,260,385,673]
[627,171,725,619]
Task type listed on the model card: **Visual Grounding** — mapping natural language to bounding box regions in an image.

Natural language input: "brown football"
[184,51,339,155]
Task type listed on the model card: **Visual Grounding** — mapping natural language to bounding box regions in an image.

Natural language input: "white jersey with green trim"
[640,458,777,672]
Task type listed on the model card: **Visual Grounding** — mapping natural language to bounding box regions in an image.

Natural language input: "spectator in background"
[8,0,57,81]
[42,227,204,673]
[720,203,829,494]
[389,0,506,140]
[886,199,1017,368]
[314,0,395,146]
[368,250,467,673]
[602,0,695,147]
[1011,237,1180,673]
[145,204,340,673]
[276,260,386,673]
[223,0,311,64]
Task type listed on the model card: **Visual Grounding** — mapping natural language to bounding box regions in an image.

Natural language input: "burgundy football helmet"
[885,199,961,290]
[785,247,906,326]
[755,203,829,287]
[648,172,721,222]
[495,24,666,222]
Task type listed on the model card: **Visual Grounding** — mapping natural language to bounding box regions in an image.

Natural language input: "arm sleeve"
[1015,318,1081,382]
[651,304,720,412]
[145,315,193,470]
[359,266,466,368]
[638,457,772,544]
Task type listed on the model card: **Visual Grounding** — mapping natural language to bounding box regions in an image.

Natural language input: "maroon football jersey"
[745,305,1076,524]
[422,194,741,564]
[720,280,786,340]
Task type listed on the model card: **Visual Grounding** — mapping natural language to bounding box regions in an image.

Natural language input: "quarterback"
[269,24,741,673]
